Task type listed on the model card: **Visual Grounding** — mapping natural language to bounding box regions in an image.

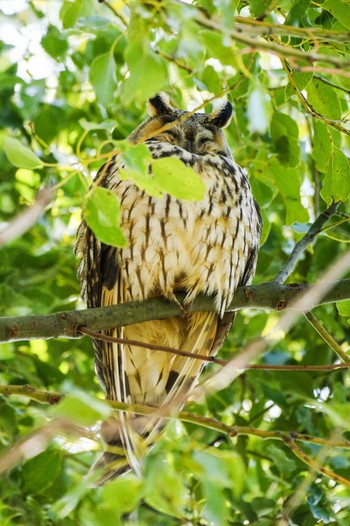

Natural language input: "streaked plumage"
[75,94,262,482]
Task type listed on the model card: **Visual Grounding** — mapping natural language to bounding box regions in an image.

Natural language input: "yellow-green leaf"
[3,137,43,169]
[152,157,206,201]
[84,187,127,247]
[89,52,117,106]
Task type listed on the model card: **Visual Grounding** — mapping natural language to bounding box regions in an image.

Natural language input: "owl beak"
[186,140,193,153]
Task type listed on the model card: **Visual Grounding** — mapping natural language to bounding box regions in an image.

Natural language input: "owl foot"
[165,291,188,313]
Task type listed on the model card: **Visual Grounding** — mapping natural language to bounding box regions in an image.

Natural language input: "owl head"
[128,93,233,158]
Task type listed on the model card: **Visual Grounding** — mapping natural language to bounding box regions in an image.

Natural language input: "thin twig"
[100,0,128,26]
[79,326,227,365]
[304,312,350,362]
[272,202,341,284]
[80,326,350,372]
[233,16,350,43]
[282,60,350,136]
[284,437,350,488]
[194,14,350,69]
[0,384,61,404]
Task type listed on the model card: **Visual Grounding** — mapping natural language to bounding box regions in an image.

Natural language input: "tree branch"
[0,280,349,344]
[272,202,341,284]
[194,14,350,70]
[0,188,52,246]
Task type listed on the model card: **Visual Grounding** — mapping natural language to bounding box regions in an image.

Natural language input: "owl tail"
[88,450,129,486]
[88,416,132,485]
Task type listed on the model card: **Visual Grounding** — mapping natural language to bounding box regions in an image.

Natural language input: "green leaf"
[336,301,350,318]
[60,0,93,29]
[270,160,308,224]
[266,444,296,474]
[152,157,206,201]
[270,112,300,167]
[3,137,43,169]
[312,121,331,173]
[194,449,245,496]
[89,52,117,106]
[247,85,272,134]
[200,30,234,65]
[123,47,168,105]
[315,401,350,430]
[320,146,350,205]
[102,475,144,513]
[307,80,341,120]
[34,106,64,144]
[84,187,127,248]
[122,16,168,104]
[143,453,188,518]
[201,64,222,94]
[118,142,162,197]
[201,480,229,525]
[323,0,350,29]
[54,390,112,426]
[41,25,68,59]
[22,448,62,494]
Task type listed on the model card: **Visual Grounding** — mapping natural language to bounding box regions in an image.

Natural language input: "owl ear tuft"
[209,100,233,128]
[147,93,175,116]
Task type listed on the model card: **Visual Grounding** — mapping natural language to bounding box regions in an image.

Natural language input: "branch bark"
[0,280,349,344]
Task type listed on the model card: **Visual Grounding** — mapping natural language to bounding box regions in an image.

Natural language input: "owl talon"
[166,292,186,312]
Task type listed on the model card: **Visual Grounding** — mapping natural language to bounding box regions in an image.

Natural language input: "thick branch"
[0,280,349,343]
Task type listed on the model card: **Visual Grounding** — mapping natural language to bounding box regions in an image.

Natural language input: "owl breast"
[104,141,258,317]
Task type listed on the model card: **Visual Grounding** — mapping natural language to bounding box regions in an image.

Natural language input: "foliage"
[0,0,350,525]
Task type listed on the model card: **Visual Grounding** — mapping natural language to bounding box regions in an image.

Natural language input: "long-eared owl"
[75,94,262,483]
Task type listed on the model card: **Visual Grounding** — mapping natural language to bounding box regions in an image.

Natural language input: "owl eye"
[198,136,212,146]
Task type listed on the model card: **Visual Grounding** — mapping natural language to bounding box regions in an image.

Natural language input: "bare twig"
[0,188,52,246]
[272,201,341,284]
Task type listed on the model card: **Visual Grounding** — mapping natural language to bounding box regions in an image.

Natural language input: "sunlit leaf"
[84,187,127,247]
[89,52,117,106]
[152,157,206,201]
[3,137,44,169]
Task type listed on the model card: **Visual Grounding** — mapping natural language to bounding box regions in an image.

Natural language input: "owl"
[75,94,262,483]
